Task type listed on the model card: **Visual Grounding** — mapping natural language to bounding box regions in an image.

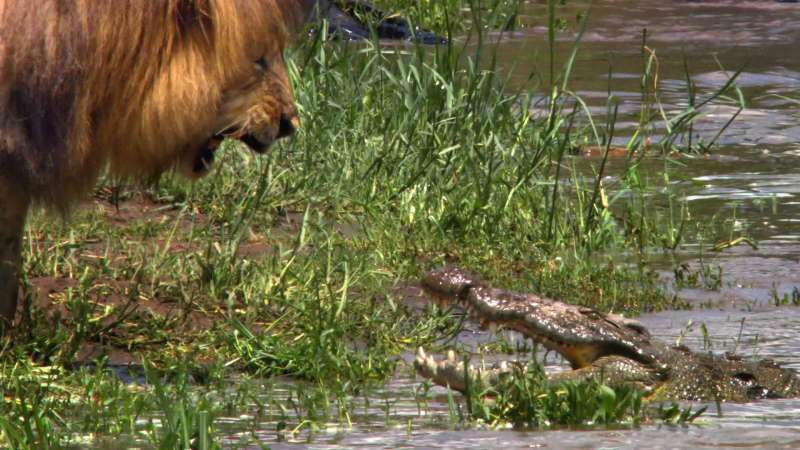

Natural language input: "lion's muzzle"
[240,113,300,154]
[192,113,299,175]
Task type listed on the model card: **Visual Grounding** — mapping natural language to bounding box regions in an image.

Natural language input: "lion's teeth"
[447,350,456,362]
[416,347,427,359]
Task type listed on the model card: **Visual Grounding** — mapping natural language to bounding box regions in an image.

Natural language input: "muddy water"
[244,2,800,448]
[506,0,800,294]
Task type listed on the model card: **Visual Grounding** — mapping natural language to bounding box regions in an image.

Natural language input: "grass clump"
[445,361,706,429]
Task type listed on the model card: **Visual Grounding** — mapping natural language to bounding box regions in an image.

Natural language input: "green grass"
[0,0,741,446]
[446,360,706,429]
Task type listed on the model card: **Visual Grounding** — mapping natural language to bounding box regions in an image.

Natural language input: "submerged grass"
[0,0,741,446]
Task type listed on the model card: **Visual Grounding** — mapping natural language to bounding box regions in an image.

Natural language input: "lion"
[0,0,318,327]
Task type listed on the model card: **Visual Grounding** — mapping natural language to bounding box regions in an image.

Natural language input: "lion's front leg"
[0,176,29,330]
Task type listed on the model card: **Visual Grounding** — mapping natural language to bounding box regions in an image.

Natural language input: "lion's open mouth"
[191,132,274,174]
[239,133,271,154]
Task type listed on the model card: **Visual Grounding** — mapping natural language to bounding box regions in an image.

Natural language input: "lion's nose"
[277,114,300,139]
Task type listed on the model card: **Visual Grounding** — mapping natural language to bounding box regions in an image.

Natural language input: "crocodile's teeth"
[499,361,509,370]
[447,350,456,362]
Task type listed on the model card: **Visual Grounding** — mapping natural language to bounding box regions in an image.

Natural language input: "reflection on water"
[252,1,800,447]
[505,0,800,147]
[506,0,800,256]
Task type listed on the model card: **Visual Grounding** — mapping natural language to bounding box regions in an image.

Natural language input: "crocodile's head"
[422,266,661,371]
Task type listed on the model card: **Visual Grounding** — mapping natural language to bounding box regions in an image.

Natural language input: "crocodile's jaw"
[423,267,659,369]
[414,347,660,396]
[486,320,608,369]
[414,347,513,393]
[422,276,600,369]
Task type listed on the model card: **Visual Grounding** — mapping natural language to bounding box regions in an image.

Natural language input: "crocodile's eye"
[623,321,649,336]
[254,56,270,72]
[578,307,601,319]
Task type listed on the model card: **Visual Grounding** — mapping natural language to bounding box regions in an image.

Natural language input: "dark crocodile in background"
[316,0,447,44]
[415,267,800,402]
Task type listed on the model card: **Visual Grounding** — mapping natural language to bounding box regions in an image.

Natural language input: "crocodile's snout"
[421,266,483,301]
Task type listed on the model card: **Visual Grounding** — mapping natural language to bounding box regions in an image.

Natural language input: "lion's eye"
[254,56,270,72]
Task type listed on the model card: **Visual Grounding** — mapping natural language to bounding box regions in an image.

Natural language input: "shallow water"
[224,305,798,449]
[511,0,800,294]
[239,2,800,447]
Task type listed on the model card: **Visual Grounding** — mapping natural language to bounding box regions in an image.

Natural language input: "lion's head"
[189,37,301,176]
[107,1,318,182]
[0,0,317,204]
[177,1,318,177]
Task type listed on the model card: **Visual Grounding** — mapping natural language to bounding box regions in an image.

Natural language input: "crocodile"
[414,266,800,402]
[316,0,447,44]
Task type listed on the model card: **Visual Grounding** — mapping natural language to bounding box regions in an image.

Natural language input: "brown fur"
[0,0,316,325]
